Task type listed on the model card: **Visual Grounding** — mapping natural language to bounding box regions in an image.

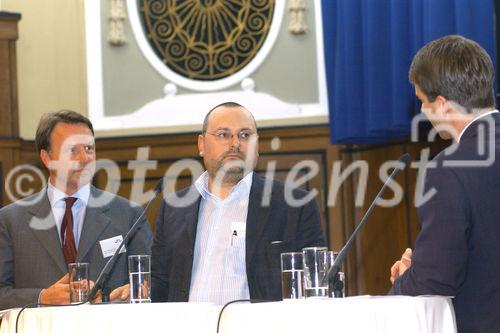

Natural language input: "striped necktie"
[61,197,78,264]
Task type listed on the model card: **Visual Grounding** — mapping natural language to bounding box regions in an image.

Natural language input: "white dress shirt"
[188,171,253,305]
[46,181,90,247]
[457,109,499,142]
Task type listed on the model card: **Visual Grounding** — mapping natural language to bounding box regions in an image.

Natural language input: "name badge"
[99,235,126,258]
[231,222,246,237]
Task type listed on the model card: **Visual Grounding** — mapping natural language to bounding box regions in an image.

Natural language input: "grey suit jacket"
[152,173,326,302]
[0,185,152,310]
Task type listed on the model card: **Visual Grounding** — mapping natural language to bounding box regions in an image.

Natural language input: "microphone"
[88,178,163,302]
[324,153,410,291]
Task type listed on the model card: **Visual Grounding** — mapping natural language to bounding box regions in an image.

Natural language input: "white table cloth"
[0,296,456,333]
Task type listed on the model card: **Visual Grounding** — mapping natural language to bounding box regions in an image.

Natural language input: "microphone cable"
[216,298,269,333]
[15,301,86,333]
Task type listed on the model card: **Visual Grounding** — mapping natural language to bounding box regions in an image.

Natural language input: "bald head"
[202,102,257,135]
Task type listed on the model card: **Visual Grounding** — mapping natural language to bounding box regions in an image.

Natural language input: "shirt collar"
[195,171,253,200]
[457,110,499,143]
[47,180,90,208]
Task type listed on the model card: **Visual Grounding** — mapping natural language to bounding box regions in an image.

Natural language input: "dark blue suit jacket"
[151,173,326,302]
[390,113,500,332]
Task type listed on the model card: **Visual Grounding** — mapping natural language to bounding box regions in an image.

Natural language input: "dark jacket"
[390,113,500,332]
[152,173,326,302]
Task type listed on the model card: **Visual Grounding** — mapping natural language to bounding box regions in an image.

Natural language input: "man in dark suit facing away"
[152,102,326,305]
[389,35,500,332]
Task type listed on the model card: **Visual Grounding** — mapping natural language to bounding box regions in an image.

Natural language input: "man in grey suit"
[152,102,325,304]
[0,110,152,310]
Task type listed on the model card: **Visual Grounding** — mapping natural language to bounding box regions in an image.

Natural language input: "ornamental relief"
[139,0,275,81]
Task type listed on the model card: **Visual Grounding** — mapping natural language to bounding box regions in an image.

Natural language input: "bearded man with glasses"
[151,102,325,304]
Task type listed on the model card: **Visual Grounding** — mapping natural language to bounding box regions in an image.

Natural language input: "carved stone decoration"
[138,0,275,81]
[288,0,307,35]
[108,0,127,46]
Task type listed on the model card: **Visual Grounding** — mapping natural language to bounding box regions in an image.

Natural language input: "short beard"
[211,160,245,186]
[222,165,244,185]
[208,147,249,186]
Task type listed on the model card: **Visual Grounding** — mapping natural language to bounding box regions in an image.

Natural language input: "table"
[0,296,456,333]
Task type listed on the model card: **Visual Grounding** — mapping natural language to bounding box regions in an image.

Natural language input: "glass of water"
[280,252,304,300]
[327,251,345,298]
[302,247,329,298]
[68,262,89,303]
[128,255,151,303]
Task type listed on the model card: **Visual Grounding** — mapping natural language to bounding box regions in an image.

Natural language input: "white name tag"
[231,222,246,238]
[99,235,126,258]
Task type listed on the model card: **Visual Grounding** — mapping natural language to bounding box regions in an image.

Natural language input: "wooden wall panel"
[0,13,21,207]
[347,145,412,295]
[0,13,20,138]
[340,140,448,295]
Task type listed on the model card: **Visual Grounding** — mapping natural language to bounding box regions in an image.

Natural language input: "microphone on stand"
[88,178,163,302]
[324,153,410,294]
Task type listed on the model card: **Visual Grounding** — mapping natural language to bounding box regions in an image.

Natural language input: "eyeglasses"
[205,129,257,143]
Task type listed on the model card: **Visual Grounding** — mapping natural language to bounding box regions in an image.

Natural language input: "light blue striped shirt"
[46,181,90,247]
[188,171,253,305]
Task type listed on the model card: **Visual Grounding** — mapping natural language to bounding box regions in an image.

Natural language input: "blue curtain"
[322,0,496,144]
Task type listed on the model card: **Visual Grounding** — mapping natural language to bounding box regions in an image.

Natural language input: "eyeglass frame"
[204,129,258,143]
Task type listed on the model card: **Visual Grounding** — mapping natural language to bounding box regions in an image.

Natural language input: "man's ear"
[40,149,50,169]
[434,95,451,115]
[437,96,464,118]
[435,95,448,107]
[198,134,204,157]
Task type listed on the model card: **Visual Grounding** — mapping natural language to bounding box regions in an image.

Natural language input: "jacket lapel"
[245,173,271,267]
[181,194,201,266]
[76,186,111,261]
[174,191,201,300]
[183,202,200,255]
[27,189,68,274]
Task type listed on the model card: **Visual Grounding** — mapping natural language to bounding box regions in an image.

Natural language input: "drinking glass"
[128,255,151,303]
[302,247,328,298]
[68,262,89,303]
[281,252,304,300]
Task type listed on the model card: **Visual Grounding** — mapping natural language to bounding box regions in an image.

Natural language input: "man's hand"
[390,248,412,284]
[40,274,71,304]
[109,284,130,302]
